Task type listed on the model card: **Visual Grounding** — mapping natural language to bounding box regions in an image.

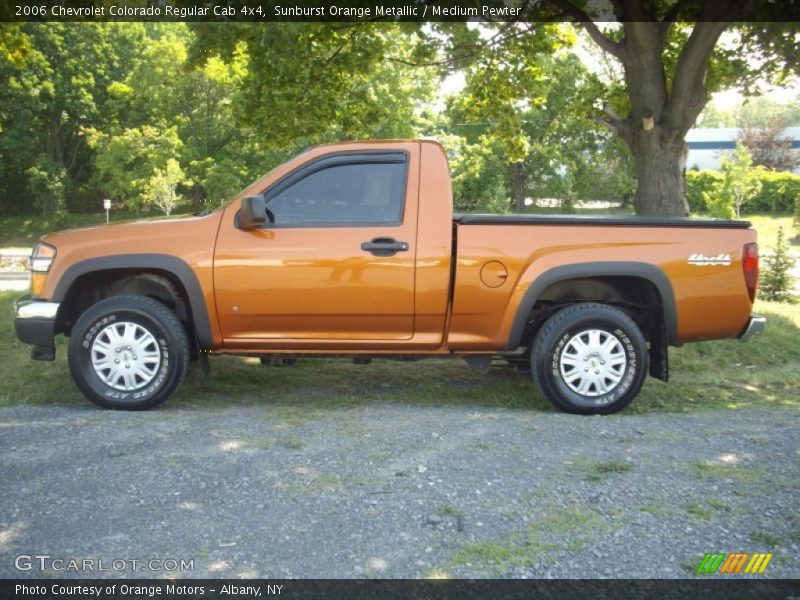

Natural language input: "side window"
[266,161,406,226]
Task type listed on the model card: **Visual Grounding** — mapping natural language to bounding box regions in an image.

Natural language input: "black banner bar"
[3,0,800,22]
[3,579,800,600]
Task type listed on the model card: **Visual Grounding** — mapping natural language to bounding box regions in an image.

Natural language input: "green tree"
[444,24,572,211]
[0,23,146,215]
[86,125,183,212]
[143,159,185,216]
[25,155,67,221]
[415,104,517,213]
[444,39,635,213]
[760,227,797,303]
[703,142,763,219]
[189,23,436,151]
[108,28,255,208]
[433,3,798,216]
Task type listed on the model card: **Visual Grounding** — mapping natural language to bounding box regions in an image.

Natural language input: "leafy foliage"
[86,125,183,212]
[25,155,67,222]
[0,18,797,220]
[687,170,800,215]
[0,23,437,216]
[441,36,634,213]
[189,23,436,150]
[468,6,800,216]
[702,143,764,219]
[143,159,185,217]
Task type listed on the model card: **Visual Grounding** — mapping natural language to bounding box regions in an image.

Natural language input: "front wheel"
[67,295,190,410]
[531,303,648,415]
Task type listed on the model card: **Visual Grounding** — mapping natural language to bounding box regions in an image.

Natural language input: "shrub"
[759,227,797,302]
[750,171,800,213]
[686,170,720,213]
[702,143,763,219]
[687,170,800,215]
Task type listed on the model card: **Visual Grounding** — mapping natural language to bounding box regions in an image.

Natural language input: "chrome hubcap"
[559,329,626,397]
[91,322,161,391]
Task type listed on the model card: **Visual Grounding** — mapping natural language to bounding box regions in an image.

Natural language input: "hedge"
[686,170,800,215]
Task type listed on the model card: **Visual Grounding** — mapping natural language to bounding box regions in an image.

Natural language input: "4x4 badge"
[688,253,731,266]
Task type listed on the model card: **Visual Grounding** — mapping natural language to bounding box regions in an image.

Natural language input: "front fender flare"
[51,254,213,349]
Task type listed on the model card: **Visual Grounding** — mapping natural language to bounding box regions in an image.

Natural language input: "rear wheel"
[68,295,189,410]
[531,303,648,415]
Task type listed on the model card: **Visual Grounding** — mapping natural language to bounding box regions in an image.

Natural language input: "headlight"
[30,243,57,273]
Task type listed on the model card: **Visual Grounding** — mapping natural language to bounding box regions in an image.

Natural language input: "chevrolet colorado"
[13,140,765,414]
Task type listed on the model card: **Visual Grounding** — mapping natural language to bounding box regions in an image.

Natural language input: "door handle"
[360,237,409,257]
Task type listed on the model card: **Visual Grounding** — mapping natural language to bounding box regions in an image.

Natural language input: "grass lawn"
[1,290,798,413]
[747,214,800,251]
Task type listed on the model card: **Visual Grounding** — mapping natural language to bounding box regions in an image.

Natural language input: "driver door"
[213,148,419,346]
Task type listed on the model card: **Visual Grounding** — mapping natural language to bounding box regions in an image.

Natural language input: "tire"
[67,295,190,410]
[531,303,648,415]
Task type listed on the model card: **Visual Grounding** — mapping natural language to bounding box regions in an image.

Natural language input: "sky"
[712,83,800,111]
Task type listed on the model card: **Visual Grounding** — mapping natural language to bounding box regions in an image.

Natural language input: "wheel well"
[56,269,194,344]
[521,276,664,346]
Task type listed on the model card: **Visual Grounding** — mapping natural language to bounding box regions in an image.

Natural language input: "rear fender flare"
[506,261,677,350]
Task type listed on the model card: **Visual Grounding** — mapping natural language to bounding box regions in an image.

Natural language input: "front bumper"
[14,295,60,361]
[738,314,766,342]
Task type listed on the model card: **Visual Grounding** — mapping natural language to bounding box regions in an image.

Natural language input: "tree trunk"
[598,18,729,217]
[192,184,206,210]
[631,129,690,216]
[511,162,526,212]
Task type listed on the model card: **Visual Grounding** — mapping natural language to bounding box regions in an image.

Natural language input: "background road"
[1,403,797,578]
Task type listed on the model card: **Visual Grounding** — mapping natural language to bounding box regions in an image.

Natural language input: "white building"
[686,127,800,173]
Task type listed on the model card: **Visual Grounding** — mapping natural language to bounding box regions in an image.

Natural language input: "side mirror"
[238,194,267,229]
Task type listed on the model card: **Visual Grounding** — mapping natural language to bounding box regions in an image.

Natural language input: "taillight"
[742,242,758,303]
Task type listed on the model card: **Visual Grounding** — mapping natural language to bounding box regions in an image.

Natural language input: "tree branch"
[603,102,623,123]
[547,0,626,60]
[592,116,623,136]
[658,0,688,47]
[665,20,732,134]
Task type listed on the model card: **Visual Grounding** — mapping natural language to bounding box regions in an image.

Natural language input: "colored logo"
[696,552,773,575]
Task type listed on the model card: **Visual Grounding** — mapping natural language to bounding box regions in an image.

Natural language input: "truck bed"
[449,215,757,350]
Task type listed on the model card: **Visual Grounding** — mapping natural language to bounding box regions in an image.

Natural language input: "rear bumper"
[738,314,766,342]
[13,295,60,361]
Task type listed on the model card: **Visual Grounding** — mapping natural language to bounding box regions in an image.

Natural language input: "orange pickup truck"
[13,140,764,414]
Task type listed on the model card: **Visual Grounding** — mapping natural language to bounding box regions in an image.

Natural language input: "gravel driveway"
[1,403,797,579]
